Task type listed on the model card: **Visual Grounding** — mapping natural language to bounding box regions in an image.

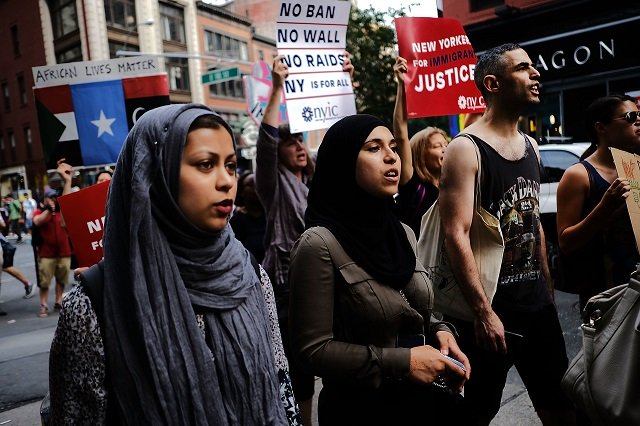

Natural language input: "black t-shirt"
[468,133,552,312]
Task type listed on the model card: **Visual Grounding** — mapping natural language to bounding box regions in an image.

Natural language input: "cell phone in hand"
[433,354,466,392]
[444,355,466,372]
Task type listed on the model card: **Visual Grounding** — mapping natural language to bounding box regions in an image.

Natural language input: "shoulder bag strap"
[580,161,594,204]
[456,133,483,212]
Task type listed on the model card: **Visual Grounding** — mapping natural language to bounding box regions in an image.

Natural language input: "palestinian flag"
[34,74,169,169]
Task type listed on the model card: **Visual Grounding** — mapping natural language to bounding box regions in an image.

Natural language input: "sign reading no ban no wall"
[277,0,356,133]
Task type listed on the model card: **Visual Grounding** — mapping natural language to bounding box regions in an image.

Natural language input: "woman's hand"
[408,344,467,392]
[600,178,631,211]
[271,55,289,90]
[394,56,408,84]
[342,51,354,79]
[73,267,89,281]
[435,331,471,381]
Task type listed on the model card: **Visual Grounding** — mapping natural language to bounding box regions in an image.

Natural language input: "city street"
[0,236,584,425]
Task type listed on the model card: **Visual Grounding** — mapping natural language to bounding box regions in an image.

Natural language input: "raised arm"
[262,56,288,128]
[56,159,73,196]
[439,137,506,353]
[392,57,413,185]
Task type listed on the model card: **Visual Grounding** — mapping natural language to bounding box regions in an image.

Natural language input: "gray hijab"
[102,104,286,425]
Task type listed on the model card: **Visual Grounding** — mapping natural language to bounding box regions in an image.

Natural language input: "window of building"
[24,127,32,159]
[470,0,504,11]
[160,3,185,43]
[258,49,264,61]
[56,45,82,63]
[17,74,27,106]
[10,25,20,57]
[2,82,10,112]
[204,30,249,61]
[109,41,139,59]
[50,0,79,38]
[209,76,245,99]
[8,131,16,162]
[104,0,136,29]
[166,58,190,91]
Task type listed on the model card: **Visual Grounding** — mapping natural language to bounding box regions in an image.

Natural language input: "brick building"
[0,0,48,195]
[0,0,277,193]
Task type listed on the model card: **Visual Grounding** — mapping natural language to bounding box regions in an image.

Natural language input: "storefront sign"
[524,18,638,80]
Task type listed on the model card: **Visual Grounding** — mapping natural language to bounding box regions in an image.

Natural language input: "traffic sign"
[201,67,240,85]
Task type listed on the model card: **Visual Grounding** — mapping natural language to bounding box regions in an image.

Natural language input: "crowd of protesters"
[0,41,635,425]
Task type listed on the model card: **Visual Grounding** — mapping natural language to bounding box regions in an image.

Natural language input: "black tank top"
[561,161,639,295]
[465,133,552,312]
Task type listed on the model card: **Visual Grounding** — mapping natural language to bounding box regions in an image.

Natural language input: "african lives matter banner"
[395,17,486,118]
[32,56,169,168]
[277,0,356,133]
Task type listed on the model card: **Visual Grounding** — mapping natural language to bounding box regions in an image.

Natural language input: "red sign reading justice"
[395,17,486,118]
[57,181,109,268]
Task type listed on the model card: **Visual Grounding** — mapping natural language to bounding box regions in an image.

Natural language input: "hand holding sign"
[394,56,409,83]
[272,55,290,90]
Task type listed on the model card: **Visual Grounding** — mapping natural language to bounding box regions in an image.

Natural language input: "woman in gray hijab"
[48,104,300,425]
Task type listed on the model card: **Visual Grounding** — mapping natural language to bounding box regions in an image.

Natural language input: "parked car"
[538,142,590,280]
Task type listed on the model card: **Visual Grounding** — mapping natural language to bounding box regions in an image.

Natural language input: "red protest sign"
[395,17,486,118]
[57,181,109,267]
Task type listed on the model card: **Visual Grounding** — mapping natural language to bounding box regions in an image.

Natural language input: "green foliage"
[346,7,399,125]
[346,6,452,136]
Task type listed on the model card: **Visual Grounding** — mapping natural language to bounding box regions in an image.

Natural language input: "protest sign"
[57,181,109,267]
[277,0,356,133]
[32,56,169,169]
[610,147,640,251]
[244,60,287,125]
[395,17,486,118]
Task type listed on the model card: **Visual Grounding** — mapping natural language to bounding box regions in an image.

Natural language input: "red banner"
[57,181,109,267]
[395,17,486,118]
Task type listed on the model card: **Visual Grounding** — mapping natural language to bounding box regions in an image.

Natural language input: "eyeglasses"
[613,111,640,124]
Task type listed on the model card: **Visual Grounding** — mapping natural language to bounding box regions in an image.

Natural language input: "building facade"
[0,0,277,193]
[443,0,640,143]
[0,0,48,196]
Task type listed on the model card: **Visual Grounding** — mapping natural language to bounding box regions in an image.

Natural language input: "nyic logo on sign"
[301,102,340,123]
[457,95,485,111]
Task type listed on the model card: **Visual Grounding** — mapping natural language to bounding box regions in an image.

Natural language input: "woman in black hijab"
[49,104,300,425]
[289,114,471,425]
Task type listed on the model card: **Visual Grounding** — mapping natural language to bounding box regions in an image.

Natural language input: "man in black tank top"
[438,43,575,425]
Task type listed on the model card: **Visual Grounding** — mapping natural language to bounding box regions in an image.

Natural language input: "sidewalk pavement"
[1,375,542,426]
[0,400,42,426]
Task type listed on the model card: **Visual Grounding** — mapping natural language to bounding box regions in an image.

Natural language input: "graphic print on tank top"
[491,176,541,286]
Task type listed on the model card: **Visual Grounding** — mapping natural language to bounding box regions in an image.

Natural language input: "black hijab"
[305,114,416,288]
[102,104,286,425]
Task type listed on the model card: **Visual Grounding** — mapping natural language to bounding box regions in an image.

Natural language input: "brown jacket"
[289,225,452,390]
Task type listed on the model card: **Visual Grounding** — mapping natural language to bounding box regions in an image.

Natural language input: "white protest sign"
[280,49,347,73]
[277,0,356,133]
[283,73,353,99]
